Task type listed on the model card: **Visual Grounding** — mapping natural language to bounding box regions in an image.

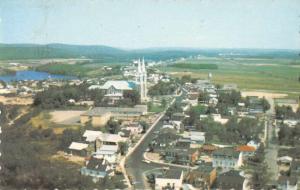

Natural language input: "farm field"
[163,57,300,97]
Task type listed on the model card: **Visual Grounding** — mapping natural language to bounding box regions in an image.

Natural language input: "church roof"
[100,80,136,90]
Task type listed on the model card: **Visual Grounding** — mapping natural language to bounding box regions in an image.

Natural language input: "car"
[142,159,151,164]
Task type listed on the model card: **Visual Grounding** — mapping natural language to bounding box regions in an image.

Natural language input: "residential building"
[186,164,217,190]
[277,176,298,190]
[155,170,184,190]
[93,145,119,164]
[81,157,114,182]
[68,142,89,157]
[212,148,243,170]
[214,170,245,190]
[235,145,256,157]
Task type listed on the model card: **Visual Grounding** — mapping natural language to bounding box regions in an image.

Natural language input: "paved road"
[125,91,186,189]
[265,118,279,183]
[264,96,279,183]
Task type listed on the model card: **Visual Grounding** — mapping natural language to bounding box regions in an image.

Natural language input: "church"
[91,58,148,104]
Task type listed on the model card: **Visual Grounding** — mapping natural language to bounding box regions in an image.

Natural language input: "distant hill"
[0,43,299,61]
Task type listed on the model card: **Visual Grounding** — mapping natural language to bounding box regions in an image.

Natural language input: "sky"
[0,0,300,49]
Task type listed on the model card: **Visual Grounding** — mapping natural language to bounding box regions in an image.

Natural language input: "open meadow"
[162,57,300,98]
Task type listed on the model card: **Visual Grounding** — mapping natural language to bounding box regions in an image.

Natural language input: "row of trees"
[278,123,300,146]
[195,117,262,144]
[34,83,141,109]
[245,144,270,189]
[275,105,300,120]
[148,81,177,96]
[33,83,105,109]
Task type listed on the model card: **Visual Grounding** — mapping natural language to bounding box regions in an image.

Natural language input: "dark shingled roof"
[212,148,240,159]
[86,157,108,172]
[215,170,245,189]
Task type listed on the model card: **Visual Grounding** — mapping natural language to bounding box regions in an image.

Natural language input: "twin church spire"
[136,58,148,103]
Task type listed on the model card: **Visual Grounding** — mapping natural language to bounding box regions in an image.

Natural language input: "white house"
[93,145,119,164]
[211,114,229,124]
[212,148,243,170]
[155,170,184,190]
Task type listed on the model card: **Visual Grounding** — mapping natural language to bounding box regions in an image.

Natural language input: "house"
[283,119,299,127]
[186,164,217,190]
[247,140,260,150]
[236,145,256,157]
[93,144,119,164]
[155,169,184,190]
[211,114,228,125]
[209,97,218,106]
[278,156,293,173]
[153,129,179,150]
[123,122,143,135]
[212,148,243,170]
[83,130,126,145]
[172,112,186,121]
[182,131,206,148]
[80,105,147,127]
[277,176,298,190]
[68,142,89,156]
[187,92,199,106]
[81,157,114,182]
[200,144,219,155]
[118,129,132,138]
[163,148,199,165]
[214,170,245,190]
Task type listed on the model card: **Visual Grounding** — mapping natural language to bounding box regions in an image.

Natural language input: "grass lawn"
[149,105,165,113]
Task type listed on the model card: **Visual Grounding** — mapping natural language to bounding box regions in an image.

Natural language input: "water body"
[0,70,77,82]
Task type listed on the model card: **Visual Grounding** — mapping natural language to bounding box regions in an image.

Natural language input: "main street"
[125,90,186,189]
[264,97,279,184]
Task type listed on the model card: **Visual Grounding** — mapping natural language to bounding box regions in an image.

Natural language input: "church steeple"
[136,58,148,103]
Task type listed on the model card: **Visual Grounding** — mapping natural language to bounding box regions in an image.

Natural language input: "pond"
[0,70,77,82]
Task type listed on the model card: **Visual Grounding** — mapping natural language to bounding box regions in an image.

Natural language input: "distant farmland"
[170,63,218,70]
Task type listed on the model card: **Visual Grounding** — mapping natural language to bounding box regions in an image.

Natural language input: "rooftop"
[69,142,89,150]
[157,169,183,179]
[81,105,147,116]
[100,80,136,90]
[236,145,256,152]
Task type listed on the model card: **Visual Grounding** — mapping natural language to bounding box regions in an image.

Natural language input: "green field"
[162,57,300,97]
[170,63,218,70]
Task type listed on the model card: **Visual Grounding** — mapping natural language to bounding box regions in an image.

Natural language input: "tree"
[140,121,149,133]
[118,142,128,155]
[198,92,209,103]
[122,90,140,106]
[246,145,270,189]
[105,119,120,134]
[161,98,167,108]
[181,75,192,84]
[148,101,153,111]
[60,128,82,150]
[261,97,270,113]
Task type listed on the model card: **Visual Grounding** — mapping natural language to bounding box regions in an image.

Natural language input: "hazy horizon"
[1,0,300,49]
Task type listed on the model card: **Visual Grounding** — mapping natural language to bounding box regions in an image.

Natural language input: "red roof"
[236,145,256,152]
